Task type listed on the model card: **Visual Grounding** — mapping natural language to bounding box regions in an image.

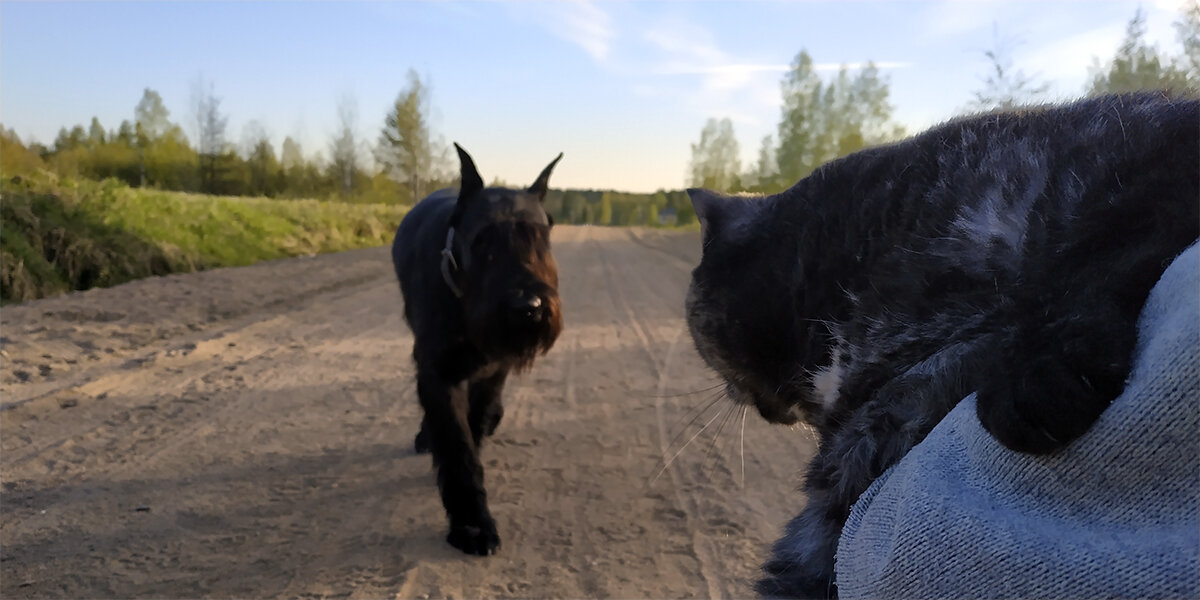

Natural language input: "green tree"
[115,120,136,146]
[599,191,613,225]
[54,125,86,152]
[688,117,741,191]
[191,76,229,193]
[135,88,177,188]
[87,117,106,147]
[82,118,139,184]
[241,121,279,197]
[329,93,361,197]
[145,124,199,191]
[135,88,172,141]
[281,136,304,170]
[775,50,904,184]
[358,170,403,204]
[1088,8,1195,95]
[742,134,780,193]
[562,191,586,224]
[969,25,1050,111]
[673,190,696,226]
[376,70,447,203]
[1176,0,1200,79]
[1,128,45,177]
[776,51,823,184]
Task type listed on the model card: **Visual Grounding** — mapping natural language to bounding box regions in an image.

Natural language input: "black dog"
[392,144,564,556]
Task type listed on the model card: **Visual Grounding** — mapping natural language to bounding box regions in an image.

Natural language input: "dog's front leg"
[417,372,500,556]
[468,370,508,447]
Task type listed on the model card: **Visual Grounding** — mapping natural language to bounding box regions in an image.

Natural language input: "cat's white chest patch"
[811,344,847,414]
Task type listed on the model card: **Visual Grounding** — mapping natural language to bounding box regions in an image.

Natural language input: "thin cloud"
[1016,23,1124,94]
[813,61,912,71]
[657,64,790,75]
[549,0,614,61]
[642,18,725,59]
[659,61,912,75]
[642,22,779,93]
[918,0,1008,40]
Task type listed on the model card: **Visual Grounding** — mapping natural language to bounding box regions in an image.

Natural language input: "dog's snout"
[508,293,544,322]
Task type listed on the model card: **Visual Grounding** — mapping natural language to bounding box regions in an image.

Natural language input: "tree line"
[690,3,1200,195]
[7,3,1195,228]
[2,66,698,227]
[10,70,451,206]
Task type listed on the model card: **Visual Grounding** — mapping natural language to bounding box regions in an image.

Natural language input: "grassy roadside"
[1,173,408,304]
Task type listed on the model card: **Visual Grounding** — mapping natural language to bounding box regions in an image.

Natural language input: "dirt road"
[1,226,816,599]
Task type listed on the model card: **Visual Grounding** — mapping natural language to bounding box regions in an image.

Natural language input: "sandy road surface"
[1,226,816,599]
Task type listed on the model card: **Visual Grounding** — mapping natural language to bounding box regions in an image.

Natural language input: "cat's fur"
[684,91,1199,599]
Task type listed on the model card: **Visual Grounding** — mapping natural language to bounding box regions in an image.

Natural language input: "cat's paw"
[976,351,1124,454]
[446,518,500,556]
[414,428,431,454]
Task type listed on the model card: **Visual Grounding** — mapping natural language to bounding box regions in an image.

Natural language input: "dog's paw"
[446,519,500,556]
[482,411,503,437]
[976,352,1120,455]
[414,428,431,454]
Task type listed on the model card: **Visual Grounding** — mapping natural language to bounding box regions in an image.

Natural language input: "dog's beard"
[467,292,563,372]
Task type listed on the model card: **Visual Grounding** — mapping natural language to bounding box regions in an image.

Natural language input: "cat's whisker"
[642,389,729,496]
[740,405,747,490]
[715,404,746,483]
[661,390,727,459]
[649,406,726,487]
[701,403,735,475]
[644,382,725,399]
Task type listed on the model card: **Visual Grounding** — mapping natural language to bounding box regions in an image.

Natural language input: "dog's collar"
[440,226,465,298]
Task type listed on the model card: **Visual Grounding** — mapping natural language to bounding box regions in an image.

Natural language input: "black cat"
[684,91,1199,598]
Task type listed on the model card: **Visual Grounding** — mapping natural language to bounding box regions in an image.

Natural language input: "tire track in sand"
[592,230,727,600]
[1,227,815,599]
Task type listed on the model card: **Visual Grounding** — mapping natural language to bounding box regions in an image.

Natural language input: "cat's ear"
[688,188,759,246]
[528,152,564,202]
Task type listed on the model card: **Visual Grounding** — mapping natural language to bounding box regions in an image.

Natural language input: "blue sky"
[1,1,1189,193]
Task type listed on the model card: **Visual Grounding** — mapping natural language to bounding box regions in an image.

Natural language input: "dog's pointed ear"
[688,188,757,247]
[528,152,564,201]
[455,143,484,201]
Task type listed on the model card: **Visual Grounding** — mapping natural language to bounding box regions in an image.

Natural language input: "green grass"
[1,172,407,303]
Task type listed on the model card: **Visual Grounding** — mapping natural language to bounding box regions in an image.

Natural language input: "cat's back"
[789,92,1199,298]
[901,92,1196,250]
[928,91,1198,174]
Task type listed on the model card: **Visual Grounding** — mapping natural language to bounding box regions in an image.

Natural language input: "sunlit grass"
[1,172,407,303]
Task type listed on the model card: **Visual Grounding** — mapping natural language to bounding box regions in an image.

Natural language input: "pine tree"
[1088,8,1194,95]
[87,117,106,146]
